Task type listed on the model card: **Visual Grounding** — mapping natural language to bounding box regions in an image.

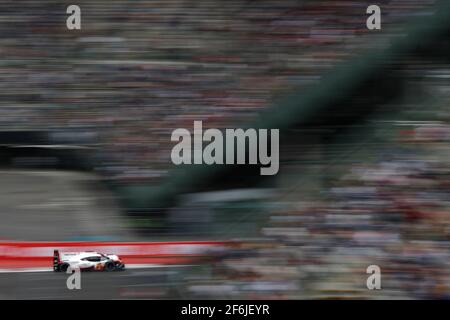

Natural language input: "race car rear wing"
[53,250,60,271]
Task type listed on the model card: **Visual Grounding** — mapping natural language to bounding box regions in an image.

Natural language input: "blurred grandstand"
[0,0,449,299]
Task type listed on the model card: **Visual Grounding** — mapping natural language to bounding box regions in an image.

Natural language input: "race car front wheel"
[104,261,115,271]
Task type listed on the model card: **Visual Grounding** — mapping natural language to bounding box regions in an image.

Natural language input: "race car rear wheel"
[59,263,70,272]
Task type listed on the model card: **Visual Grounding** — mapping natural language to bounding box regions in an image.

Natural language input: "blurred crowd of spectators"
[0,0,438,183]
[195,71,450,299]
[191,128,450,299]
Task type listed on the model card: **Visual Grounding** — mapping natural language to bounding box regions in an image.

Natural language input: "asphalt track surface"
[0,266,193,299]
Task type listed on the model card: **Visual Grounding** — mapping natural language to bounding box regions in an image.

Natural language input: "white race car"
[53,250,125,272]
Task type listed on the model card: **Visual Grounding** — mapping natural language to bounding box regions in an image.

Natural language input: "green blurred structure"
[116,0,450,212]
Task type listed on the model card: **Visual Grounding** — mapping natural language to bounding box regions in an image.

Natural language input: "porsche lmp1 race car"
[53,250,125,272]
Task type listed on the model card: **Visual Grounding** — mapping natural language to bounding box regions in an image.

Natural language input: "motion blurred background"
[0,0,449,299]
